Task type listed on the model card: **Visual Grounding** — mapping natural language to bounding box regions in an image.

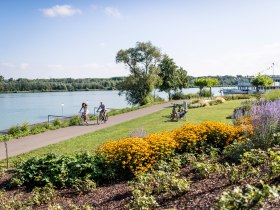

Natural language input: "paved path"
[0,102,179,160]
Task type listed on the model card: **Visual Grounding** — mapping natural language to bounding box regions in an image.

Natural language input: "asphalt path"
[0,101,181,160]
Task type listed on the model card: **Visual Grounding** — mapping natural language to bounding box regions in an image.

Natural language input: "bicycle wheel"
[104,115,108,122]
[96,115,100,125]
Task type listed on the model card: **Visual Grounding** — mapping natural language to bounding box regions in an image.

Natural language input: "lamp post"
[61,103,64,116]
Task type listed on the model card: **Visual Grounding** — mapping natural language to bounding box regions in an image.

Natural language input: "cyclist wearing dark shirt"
[97,102,106,116]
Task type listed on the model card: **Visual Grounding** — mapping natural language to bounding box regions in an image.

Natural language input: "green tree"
[116,41,161,105]
[251,73,273,93]
[158,55,188,100]
[205,78,219,97]
[158,55,178,100]
[177,67,189,91]
[194,78,208,96]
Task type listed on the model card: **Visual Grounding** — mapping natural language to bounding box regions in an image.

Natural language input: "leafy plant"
[222,139,254,162]
[29,183,56,206]
[215,181,279,210]
[69,115,82,126]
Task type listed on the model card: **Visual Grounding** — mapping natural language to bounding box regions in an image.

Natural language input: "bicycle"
[96,110,108,125]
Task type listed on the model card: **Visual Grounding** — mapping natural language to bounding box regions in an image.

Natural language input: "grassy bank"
[1,100,243,166]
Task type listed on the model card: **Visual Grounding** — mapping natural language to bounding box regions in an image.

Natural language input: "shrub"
[52,118,63,127]
[20,122,30,133]
[69,115,82,126]
[209,97,226,106]
[223,94,252,101]
[29,183,56,206]
[171,92,189,100]
[127,159,191,209]
[215,181,279,210]
[232,100,254,124]
[8,125,22,136]
[71,177,96,194]
[263,89,280,101]
[222,139,254,162]
[185,93,200,99]
[198,89,212,97]
[30,123,48,134]
[172,121,251,153]
[10,153,108,188]
[96,132,178,176]
[243,100,280,148]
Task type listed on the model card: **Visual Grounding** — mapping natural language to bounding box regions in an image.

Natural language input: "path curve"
[0,101,182,160]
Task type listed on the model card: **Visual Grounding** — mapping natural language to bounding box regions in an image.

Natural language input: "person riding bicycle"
[79,102,89,125]
[97,102,106,119]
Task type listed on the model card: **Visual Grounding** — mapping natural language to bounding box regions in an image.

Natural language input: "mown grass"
[2,100,244,166]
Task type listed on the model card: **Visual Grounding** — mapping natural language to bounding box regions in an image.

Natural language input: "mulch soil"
[1,166,279,210]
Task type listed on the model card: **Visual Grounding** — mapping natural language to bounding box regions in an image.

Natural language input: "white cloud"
[104,7,122,19]
[20,63,29,70]
[40,5,82,18]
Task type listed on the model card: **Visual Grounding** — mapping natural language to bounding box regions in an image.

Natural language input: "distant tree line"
[0,76,125,92]
[188,75,248,87]
[0,74,254,94]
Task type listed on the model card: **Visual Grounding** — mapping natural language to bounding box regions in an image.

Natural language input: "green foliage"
[116,41,162,105]
[222,94,252,101]
[52,118,63,127]
[222,140,254,162]
[194,77,219,97]
[29,183,56,206]
[30,123,48,134]
[8,125,22,136]
[199,89,212,97]
[10,152,120,189]
[223,148,280,184]
[0,191,29,209]
[0,77,125,93]
[185,93,200,98]
[71,176,96,194]
[263,89,280,101]
[69,115,82,126]
[158,55,189,100]
[127,159,191,210]
[250,73,273,92]
[216,181,279,210]
[194,78,208,96]
[171,92,189,100]
[192,152,224,178]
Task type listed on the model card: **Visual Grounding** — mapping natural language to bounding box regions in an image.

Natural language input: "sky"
[1,0,280,79]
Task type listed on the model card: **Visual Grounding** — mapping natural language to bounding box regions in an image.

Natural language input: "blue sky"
[1,0,280,79]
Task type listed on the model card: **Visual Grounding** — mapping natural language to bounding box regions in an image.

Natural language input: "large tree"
[158,55,177,100]
[116,41,161,105]
[251,73,273,93]
[158,55,188,100]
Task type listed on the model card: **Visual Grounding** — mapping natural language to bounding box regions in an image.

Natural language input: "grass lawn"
[2,99,244,165]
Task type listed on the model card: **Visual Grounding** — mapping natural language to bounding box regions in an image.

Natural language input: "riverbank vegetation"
[0,77,125,92]
[0,74,244,93]
[0,96,279,209]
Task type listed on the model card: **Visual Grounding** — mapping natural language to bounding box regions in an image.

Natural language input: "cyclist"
[97,102,106,119]
[79,102,89,125]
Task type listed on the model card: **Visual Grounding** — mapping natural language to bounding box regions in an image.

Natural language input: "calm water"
[0,87,227,131]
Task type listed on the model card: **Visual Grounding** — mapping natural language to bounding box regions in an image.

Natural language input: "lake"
[0,87,228,131]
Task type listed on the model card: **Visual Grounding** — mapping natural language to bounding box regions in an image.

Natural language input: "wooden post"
[4,141,8,169]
